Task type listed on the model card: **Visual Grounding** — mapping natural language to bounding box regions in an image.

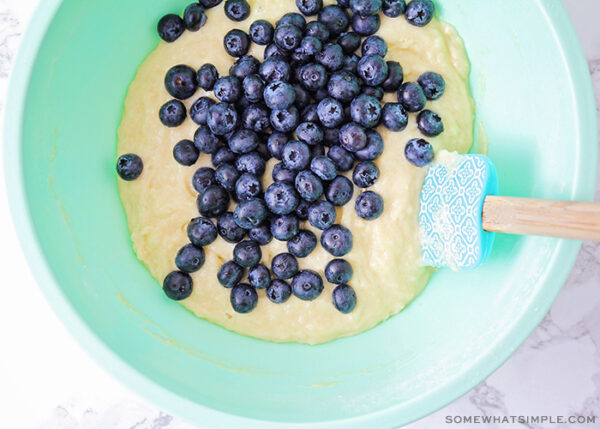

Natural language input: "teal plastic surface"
[420,155,498,269]
[3,0,598,428]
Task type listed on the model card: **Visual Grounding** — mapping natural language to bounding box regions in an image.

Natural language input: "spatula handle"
[482,196,600,241]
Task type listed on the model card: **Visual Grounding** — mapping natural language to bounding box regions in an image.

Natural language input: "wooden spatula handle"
[482,196,600,241]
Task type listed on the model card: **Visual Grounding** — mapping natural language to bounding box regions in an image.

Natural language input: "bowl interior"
[11,0,597,427]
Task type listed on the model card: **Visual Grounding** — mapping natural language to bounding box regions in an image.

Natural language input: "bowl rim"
[3,1,598,428]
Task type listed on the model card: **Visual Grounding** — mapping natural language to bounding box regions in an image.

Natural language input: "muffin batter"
[117,0,474,344]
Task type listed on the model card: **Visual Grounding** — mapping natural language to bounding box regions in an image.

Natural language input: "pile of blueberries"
[116,0,446,315]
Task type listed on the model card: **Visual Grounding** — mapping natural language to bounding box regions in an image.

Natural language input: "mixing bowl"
[4,0,597,427]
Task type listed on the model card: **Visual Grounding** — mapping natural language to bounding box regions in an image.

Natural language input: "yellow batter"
[117,0,474,344]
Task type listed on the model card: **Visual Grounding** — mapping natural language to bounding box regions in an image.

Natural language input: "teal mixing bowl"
[4,0,597,427]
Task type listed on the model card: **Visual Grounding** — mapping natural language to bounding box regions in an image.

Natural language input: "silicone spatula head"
[419,151,499,270]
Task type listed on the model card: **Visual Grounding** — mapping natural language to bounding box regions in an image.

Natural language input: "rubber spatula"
[419,152,600,269]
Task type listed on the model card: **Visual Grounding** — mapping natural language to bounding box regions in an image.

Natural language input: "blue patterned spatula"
[419,152,600,269]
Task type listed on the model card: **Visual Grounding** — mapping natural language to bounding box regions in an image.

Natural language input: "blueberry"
[226,129,257,154]
[234,198,268,229]
[405,138,434,167]
[213,163,239,191]
[165,65,197,100]
[382,0,405,17]
[296,36,323,58]
[318,5,350,36]
[353,161,379,188]
[327,71,361,103]
[267,133,288,160]
[418,71,445,100]
[190,97,215,125]
[163,271,193,300]
[295,199,310,220]
[323,128,340,146]
[267,279,292,303]
[207,102,239,135]
[355,190,383,219]
[270,106,300,133]
[173,139,199,166]
[308,200,336,230]
[343,54,360,73]
[357,55,388,86]
[382,61,403,92]
[351,13,380,36]
[197,185,229,217]
[249,223,272,245]
[294,170,323,202]
[197,64,219,90]
[235,173,262,200]
[337,0,350,6]
[325,259,353,284]
[263,81,296,110]
[296,0,323,15]
[405,0,434,26]
[277,13,307,30]
[217,212,245,242]
[355,129,384,161]
[200,0,224,7]
[249,19,274,45]
[194,125,220,154]
[314,87,330,102]
[259,57,292,83]
[159,99,187,127]
[291,270,324,300]
[339,122,367,152]
[274,24,303,52]
[256,142,271,161]
[299,63,328,91]
[350,0,382,16]
[381,102,408,131]
[236,152,266,176]
[417,109,444,137]
[184,3,207,31]
[246,264,270,290]
[213,76,242,103]
[272,253,299,279]
[218,261,244,287]
[350,94,381,128]
[321,224,353,256]
[296,122,324,146]
[230,56,260,80]
[305,22,330,43]
[175,244,205,273]
[310,144,325,158]
[398,82,426,112]
[264,43,291,60]
[287,230,317,258]
[310,155,337,181]
[187,217,218,247]
[192,167,216,194]
[271,215,300,241]
[301,104,320,123]
[266,181,300,216]
[338,32,362,54]
[361,85,384,100]
[233,240,262,268]
[157,14,185,43]
[317,97,344,128]
[328,145,355,171]
[282,140,311,170]
[362,36,386,59]
[326,175,353,206]
[294,85,312,109]
[212,147,237,167]
[242,104,270,132]
[316,43,344,71]
[224,0,251,21]
[332,284,357,313]
[230,284,258,313]
[116,153,143,181]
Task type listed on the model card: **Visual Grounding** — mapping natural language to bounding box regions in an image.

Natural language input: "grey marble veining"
[0,1,598,428]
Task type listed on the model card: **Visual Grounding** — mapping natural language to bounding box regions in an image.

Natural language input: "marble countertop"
[0,1,598,428]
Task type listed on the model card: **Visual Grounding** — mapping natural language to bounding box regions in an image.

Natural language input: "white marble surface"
[0,0,598,428]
